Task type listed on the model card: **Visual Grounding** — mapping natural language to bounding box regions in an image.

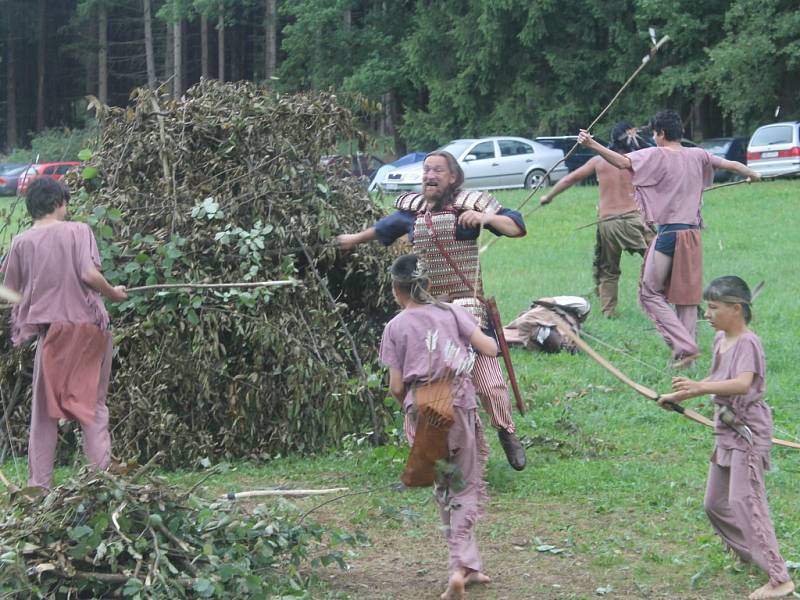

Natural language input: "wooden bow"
[555,318,800,450]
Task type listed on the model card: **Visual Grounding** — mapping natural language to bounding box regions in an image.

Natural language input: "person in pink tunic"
[540,121,654,317]
[1,178,127,490]
[659,276,794,600]
[380,254,496,600]
[577,110,760,367]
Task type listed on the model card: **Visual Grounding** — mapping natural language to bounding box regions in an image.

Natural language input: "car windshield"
[436,141,472,160]
[700,140,730,155]
[750,126,793,147]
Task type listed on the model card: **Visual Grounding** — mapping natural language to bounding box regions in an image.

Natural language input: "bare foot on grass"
[464,571,491,587]
[748,580,795,599]
[441,571,465,600]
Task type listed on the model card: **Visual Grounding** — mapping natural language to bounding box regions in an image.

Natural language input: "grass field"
[2,181,799,599]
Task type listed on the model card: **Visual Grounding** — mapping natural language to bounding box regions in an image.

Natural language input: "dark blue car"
[0,163,27,196]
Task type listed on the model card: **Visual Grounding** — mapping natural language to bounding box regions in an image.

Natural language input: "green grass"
[3,181,800,599]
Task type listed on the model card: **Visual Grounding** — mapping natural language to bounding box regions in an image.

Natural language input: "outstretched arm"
[715,158,761,181]
[658,372,753,407]
[540,158,598,205]
[336,227,377,250]
[577,129,632,170]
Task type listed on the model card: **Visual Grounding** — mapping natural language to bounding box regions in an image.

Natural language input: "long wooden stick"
[223,487,349,500]
[126,279,299,293]
[703,170,800,193]
[480,34,670,255]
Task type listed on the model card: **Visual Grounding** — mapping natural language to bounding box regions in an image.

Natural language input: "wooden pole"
[126,280,299,293]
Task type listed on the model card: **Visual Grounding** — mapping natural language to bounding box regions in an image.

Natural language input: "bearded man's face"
[422,155,456,204]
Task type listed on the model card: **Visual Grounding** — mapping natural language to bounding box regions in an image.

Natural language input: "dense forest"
[1,0,798,155]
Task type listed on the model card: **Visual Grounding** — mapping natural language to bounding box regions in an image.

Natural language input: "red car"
[18,161,80,194]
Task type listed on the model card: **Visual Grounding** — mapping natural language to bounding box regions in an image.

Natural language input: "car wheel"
[524,169,548,189]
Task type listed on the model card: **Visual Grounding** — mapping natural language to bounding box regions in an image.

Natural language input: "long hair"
[424,151,464,192]
[389,254,442,307]
[703,276,753,323]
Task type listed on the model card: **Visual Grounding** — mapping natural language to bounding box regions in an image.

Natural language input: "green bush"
[3,125,99,164]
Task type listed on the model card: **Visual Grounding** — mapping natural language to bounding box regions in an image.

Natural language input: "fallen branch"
[223,487,349,500]
[126,279,300,293]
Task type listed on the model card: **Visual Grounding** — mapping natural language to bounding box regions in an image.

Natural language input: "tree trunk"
[200,14,209,78]
[143,0,157,89]
[36,0,46,129]
[84,16,97,95]
[5,20,17,149]
[265,0,276,79]
[173,19,183,99]
[98,1,108,104]
[217,11,225,82]
[164,21,174,94]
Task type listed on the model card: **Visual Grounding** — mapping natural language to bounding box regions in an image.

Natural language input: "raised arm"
[577,129,632,170]
[540,158,599,205]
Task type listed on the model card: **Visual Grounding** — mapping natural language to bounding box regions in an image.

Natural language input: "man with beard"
[337,151,527,470]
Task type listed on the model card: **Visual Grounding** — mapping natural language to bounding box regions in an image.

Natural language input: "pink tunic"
[629,147,722,226]
[380,303,478,412]
[1,221,109,345]
[708,331,773,458]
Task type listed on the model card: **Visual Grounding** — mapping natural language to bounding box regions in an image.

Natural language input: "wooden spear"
[222,487,349,500]
[126,279,300,293]
[480,33,670,254]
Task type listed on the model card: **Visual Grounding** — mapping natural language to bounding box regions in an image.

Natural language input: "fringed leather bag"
[400,379,455,487]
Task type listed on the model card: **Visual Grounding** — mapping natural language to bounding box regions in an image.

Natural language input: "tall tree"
[4,5,18,149]
[173,18,183,98]
[217,8,225,81]
[143,0,157,88]
[98,0,109,104]
[200,12,209,77]
[35,0,46,129]
[264,0,276,79]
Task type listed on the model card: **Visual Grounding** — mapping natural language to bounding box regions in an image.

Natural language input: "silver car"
[381,137,568,192]
[746,121,800,177]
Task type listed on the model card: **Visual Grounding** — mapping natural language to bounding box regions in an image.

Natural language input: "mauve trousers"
[28,334,113,489]
[704,451,790,586]
[639,245,699,359]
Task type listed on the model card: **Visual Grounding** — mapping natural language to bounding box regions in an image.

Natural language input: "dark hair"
[703,276,752,323]
[649,110,683,141]
[26,178,69,219]
[424,151,464,191]
[608,121,645,153]
[389,254,440,306]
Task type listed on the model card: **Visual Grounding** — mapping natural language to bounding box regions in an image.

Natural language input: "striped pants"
[404,354,515,442]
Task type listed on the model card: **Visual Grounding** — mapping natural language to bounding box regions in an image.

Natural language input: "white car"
[746,121,800,177]
[381,137,568,192]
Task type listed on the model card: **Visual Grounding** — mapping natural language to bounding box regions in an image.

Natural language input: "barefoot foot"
[748,580,795,600]
[464,571,491,587]
[441,571,465,600]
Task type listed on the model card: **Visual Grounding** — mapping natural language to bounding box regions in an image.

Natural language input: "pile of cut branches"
[0,466,361,598]
[0,80,396,466]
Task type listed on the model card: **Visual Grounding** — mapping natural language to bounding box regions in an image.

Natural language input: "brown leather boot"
[498,429,526,471]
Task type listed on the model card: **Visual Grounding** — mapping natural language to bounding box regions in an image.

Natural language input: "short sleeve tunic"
[1,221,109,345]
[628,147,722,227]
[708,331,773,462]
[379,303,479,413]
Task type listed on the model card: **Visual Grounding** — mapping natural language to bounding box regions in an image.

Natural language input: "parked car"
[382,137,568,192]
[18,161,80,194]
[699,137,748,182]
[369,151,427,192]
[746,121,800,177]
[0,163,27,196]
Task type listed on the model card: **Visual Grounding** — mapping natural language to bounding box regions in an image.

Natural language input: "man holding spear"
[337,151,528,470]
